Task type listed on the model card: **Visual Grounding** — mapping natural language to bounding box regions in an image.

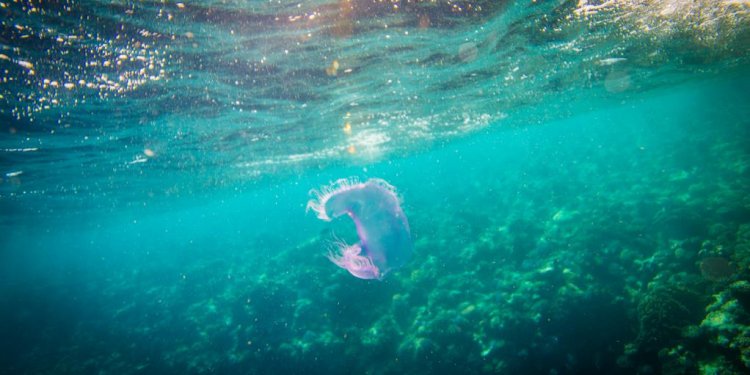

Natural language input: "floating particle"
[128,157,147,165]
[604,69,631,93]
[326,59,340,76]
[419,14,431,28]
[17,60,34,69]
[458,42,478,62]
[598,57,627,66]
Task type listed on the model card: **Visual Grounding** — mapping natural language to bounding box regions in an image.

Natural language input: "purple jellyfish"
[307,178,413,280]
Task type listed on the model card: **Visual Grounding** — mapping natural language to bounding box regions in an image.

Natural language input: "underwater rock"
[699,257,736,282]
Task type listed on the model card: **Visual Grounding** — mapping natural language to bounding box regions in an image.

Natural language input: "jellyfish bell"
[308,178,413,279]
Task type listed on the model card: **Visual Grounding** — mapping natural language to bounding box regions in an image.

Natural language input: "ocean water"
[1,1,750,374]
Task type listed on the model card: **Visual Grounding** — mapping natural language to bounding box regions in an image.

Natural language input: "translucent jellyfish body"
[307,178,413,280]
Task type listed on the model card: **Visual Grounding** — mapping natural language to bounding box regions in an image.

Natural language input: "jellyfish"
[307,178,413,280]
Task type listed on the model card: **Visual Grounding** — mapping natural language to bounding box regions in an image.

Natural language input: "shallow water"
[2,1,750,374]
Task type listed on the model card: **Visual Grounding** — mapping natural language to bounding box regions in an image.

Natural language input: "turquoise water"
[2,1,750,374]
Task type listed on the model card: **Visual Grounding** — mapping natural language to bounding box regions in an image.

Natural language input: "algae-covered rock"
[634,283,707,352]
[735,224,750,271]
[658,344,696,375]
[700,283,750,370]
